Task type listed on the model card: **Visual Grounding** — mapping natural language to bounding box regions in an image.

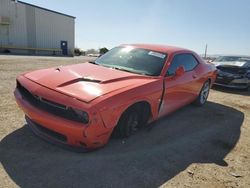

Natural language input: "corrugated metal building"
[0,0,75,56]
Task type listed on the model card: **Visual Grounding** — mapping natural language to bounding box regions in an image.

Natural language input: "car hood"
[24,63,151,103]
[213,61,248,67]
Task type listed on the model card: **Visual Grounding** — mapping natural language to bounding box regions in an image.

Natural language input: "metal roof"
[18,1,76,19]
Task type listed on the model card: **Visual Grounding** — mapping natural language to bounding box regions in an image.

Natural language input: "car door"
[159,53,200,117]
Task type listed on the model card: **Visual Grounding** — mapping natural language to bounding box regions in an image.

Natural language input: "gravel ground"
[0,55,249,188]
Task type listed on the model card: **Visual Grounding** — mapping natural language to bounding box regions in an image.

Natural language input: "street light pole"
[204,44,208,58]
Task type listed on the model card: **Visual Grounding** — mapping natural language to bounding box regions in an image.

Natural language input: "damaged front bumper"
[214,77,250,89]
[214,66,250,89]
[14,76,113,151]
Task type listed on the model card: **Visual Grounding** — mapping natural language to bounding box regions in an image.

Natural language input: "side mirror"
[175,66,185,77]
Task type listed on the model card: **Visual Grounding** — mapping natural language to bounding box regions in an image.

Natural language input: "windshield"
[215,56,242,62]
[94,46,168,76]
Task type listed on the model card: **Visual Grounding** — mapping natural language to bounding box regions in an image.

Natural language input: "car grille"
[16,81,83,123]
[216,66,248,85]
[216,75,234,84]
[216,66,247,74]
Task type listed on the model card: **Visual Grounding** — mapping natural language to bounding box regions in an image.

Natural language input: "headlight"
[73,109,89,124]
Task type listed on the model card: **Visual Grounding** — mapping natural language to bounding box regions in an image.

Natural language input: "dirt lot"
[0,55,250,188]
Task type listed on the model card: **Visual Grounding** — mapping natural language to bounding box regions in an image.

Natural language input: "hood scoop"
[57,77,101,87]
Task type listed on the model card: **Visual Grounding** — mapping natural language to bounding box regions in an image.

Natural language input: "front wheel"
[112,108,141,138]
[194,80,210,106]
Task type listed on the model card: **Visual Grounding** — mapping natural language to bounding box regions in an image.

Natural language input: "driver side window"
[166,53,199,76]
[166,54,185,76]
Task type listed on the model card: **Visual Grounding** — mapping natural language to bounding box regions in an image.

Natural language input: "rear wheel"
[194,80,210,106]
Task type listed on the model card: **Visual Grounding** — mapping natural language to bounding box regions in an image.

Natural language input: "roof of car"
[122,44,192,54]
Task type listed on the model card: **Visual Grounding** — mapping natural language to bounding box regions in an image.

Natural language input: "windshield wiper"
[88,61,98,65]
[110,66,137,74]
[111,66,152,76]
[97,64,152,76]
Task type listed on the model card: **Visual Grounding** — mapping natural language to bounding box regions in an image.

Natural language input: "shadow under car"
[0,101,244,188]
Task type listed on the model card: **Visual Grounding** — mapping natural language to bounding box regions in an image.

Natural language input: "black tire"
[194,80,210,106]
[112,107,141,138]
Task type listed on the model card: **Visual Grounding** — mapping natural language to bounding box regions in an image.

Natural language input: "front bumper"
[25,116,91,152]
[214,77,250,89]
[14,85,112,150]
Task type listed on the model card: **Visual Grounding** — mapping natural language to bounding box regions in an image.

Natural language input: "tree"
[74,48,81,56]
[99,47,109,55]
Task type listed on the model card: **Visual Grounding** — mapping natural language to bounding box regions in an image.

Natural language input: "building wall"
[35,8,75,55]
[0,0,75,56]
[0,0,28,48]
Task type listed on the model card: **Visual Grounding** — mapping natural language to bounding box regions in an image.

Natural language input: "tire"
[112,107,141,138]
[194,80,210,106]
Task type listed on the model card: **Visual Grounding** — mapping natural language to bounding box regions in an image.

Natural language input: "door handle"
[192,75,197,79]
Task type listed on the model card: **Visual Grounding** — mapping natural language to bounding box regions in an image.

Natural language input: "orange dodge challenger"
[14,44,217,151]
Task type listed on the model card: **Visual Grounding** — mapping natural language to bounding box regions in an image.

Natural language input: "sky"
[24,0,250,55]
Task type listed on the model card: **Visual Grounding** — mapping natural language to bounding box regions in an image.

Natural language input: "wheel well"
[207,78,211,85]
[111,101,152,138]
[122,101,152,125]
[200,78,211,92]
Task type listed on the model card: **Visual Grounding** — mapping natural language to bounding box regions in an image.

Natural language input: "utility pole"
[204,44,208,58]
